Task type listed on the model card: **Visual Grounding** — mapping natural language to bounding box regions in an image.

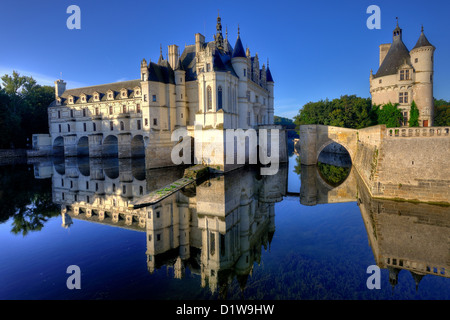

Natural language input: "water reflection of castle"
[299,164,450,290]
[34,157,287,295]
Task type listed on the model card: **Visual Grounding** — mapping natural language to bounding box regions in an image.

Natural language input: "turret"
[195,33,205,53]
[231,26,247,79]
[266,60,274,124]
[410,26,435,127]
[174,57,187,127]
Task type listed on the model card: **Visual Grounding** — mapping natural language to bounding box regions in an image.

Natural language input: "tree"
[0,71,54,148]
[375,102,403,128]
[408,101,419,127]
[434,98,450,126]
[293,95,377,131]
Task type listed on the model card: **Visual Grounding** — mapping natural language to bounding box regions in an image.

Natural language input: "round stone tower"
[410,26,435,127]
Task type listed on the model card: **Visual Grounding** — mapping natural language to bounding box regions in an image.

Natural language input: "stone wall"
[356,126,450,204]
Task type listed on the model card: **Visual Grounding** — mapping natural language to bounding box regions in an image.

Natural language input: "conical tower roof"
[374,23,410,78]
[412,26,434,50]
[232,27,246,58]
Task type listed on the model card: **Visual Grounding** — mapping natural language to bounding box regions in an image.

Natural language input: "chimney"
[54,79,66,98]
[379,44,391,67]
[168,44,179,70]
[195,33,205,53]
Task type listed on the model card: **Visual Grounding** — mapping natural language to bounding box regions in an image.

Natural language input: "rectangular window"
[95,107,99,115]
[405,69,410,80]
[109,106,113,115]
[153,118,157,126]
[83,108,86,117]
[243,69,246,77]
[399,92,409,104]
[136,104,141,113]
[400,70,405,80]
[206,63,211,72]
[137,120,141,130]
[59,124,62,133]
[122,105,127,113]
[145,118,148,126]
[110,121,114,131]
[83,123,87,132]
[58,110,61,118]
[152,95,157,102]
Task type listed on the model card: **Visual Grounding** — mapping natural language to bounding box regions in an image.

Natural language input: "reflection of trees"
[0,165,59,235]
[294,156,301,176]
[11,192,59,236]
[317,162,350,187]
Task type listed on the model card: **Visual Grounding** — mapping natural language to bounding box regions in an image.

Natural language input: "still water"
[0,152,449,300]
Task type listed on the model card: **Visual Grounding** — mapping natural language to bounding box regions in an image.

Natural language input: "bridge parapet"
[386,126,450,138]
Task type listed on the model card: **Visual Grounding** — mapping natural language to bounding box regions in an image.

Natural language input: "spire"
[232,25,246,58]
[214,11,224,51]
[412,25,434,50]
[266,58,274,83]
[158,44,164,64]
[393,17,402,40]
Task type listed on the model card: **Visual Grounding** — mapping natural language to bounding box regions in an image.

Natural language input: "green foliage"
[274,115,299,139]
[434,98,450,126]
[317,162,350,187]
[375,102,403,128]
[408,101,419,127]
[293,95,377,130]
[0,71,54,148]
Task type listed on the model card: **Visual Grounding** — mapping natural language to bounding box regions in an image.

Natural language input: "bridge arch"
[131,135,145,158]
[53,136,65,156]
[299,125,358,166]
[103,135,118,158]
[77,136,89,157]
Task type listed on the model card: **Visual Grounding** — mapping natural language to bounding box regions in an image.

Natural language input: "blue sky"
[1,0,449,119]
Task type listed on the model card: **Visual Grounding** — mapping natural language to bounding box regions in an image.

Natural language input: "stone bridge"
[298,124,450,204]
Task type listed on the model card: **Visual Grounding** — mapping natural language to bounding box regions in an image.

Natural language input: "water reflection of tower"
[356,172,450,291]
[144,164,287,296]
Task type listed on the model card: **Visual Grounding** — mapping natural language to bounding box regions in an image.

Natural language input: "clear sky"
[1,0,449,119]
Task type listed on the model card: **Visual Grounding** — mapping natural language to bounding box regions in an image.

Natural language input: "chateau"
[370,21,435,127]
[35,14,282,170]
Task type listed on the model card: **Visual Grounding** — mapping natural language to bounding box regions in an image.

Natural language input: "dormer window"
[68,95,74,104]
[93,92,100,102]
[107,90,114,100]
[400,69,411,81]
[120,89,128,99]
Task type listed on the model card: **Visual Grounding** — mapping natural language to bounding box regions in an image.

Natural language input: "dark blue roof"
[266,67,274,82]
[232,36,246,58]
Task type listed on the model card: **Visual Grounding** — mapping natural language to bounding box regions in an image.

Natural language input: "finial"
[238,24,240,36]
[267,58,269,68]
[218,9,220,18]
[226,25,228,39]
[421,24,424,33]
[160,44,162,55]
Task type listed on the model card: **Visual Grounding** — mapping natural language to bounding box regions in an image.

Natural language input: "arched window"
[207,86,212,110]
[217,86,223,110]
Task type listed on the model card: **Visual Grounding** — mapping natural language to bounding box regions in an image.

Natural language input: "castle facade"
[370,22,435,127]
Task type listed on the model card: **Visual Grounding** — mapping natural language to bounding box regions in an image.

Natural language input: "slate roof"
[374,35,411,78]
[58,79,142,105]
[232,36,246,58]
[412,31,434,50]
